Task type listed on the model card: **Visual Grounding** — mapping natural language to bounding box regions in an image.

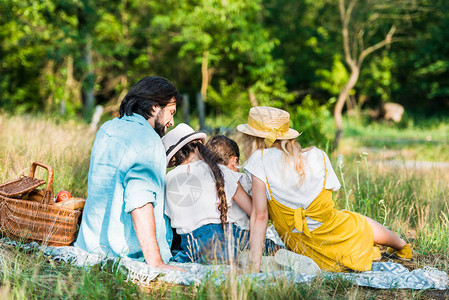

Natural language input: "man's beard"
[154,110,166,137]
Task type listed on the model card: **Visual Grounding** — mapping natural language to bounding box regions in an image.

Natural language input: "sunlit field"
[1,113,448,298]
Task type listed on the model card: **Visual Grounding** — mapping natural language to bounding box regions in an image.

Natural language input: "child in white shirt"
[162,124,252,264]
[205,135,285,254]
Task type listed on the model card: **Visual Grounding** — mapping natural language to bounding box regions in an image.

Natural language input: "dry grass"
[333,152,449,272]
[0,114,94,197]
[1,113,448,298]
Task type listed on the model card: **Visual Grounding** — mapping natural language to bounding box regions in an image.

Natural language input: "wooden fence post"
[182,93,190,125]
[196,92,206,130]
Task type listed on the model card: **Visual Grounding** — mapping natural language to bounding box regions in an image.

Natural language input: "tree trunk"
[335,0,402,150]
[65,55,82,109]
[200,50,209,101]
[249,90,258,107]
[333,66,360,149]
[182,93,190,125]
[196,92,206,130]
[41,60,54,112]
[82,34,95,120]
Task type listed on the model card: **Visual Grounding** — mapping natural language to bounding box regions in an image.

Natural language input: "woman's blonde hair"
[240,134,307,184]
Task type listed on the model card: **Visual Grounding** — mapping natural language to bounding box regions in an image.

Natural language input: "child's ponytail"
[196,143,228,225]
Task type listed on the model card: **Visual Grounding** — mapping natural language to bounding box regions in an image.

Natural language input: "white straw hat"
[237,106,300,146]
[162,123,207,166]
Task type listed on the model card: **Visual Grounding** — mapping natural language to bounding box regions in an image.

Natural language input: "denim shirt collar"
[121,113,153,130]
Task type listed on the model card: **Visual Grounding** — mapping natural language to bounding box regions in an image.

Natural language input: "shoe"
[385,243,413,260]
[260,256,283,273]
[274,249,321,275]
[373,246,382,262]
[237,251,283,273]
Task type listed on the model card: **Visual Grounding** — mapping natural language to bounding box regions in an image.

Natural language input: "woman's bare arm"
[249,175,269,273]
[232,182,252,216]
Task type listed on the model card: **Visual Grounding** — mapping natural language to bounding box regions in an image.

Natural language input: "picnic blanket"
[1,237,448,290]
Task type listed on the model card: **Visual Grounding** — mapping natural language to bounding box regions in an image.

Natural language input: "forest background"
[1,0,449,149]
[1,1,449,298]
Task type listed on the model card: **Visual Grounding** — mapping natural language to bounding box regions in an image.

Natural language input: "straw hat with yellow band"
[237,106,300,147]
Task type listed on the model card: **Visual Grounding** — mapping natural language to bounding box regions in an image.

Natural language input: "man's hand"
[131,203,184,272]
[148,261,185,272]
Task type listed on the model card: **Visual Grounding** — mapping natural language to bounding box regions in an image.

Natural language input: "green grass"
[1,113,449,298]
[337,115,449,162]
[0,242,143,299]
[333,153,449,259]
[342,114,449,141]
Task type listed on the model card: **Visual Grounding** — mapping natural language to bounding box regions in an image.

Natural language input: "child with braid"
[206,135,285,255]
[162,124,252,264]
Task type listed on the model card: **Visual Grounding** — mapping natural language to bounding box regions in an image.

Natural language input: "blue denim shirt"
[75,114,172,262]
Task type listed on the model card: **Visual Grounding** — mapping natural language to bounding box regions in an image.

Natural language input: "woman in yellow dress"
[238,106,412,273]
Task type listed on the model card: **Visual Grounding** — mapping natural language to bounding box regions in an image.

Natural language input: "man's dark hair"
[119,76,182,119]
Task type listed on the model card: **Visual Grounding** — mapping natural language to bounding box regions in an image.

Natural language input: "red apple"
[56,190,72,203]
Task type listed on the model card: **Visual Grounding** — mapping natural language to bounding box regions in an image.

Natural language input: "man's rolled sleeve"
[123,154,163,214]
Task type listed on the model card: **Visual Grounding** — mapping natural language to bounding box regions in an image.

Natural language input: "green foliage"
[289,95,332,149]
[1,0,448,119]
[152,0,293,108]
[314,54,349,96]
[0,0,96,117]
[0,0,51,112]
[263,0,337,94]
[207,80,253,120]
[360,54,397,105]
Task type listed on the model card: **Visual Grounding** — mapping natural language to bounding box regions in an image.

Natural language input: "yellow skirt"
[263,150,375,272]
[268,192,375,272]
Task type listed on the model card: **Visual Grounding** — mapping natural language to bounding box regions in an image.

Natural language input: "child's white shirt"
[165,160,242,234]
[227,173,252,230]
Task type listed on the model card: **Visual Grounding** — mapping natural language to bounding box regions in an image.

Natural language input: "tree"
[333,0,423,148]
[152,0,292,115]
[0,0,60,113]
[390,1,449,115]
[263,0,337,95]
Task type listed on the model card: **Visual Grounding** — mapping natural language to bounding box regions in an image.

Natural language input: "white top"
[227,173,252,230]
[244,147,341,231]
[165,160,242,234]
[239,172,253,196]
[225,170,285,245]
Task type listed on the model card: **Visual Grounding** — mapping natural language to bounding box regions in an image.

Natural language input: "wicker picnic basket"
[0,162,81,246]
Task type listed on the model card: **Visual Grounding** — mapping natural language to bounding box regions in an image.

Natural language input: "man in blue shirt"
[75,76,182,271]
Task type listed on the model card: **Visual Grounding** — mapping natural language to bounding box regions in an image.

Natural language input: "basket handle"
[29,162,54,204]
